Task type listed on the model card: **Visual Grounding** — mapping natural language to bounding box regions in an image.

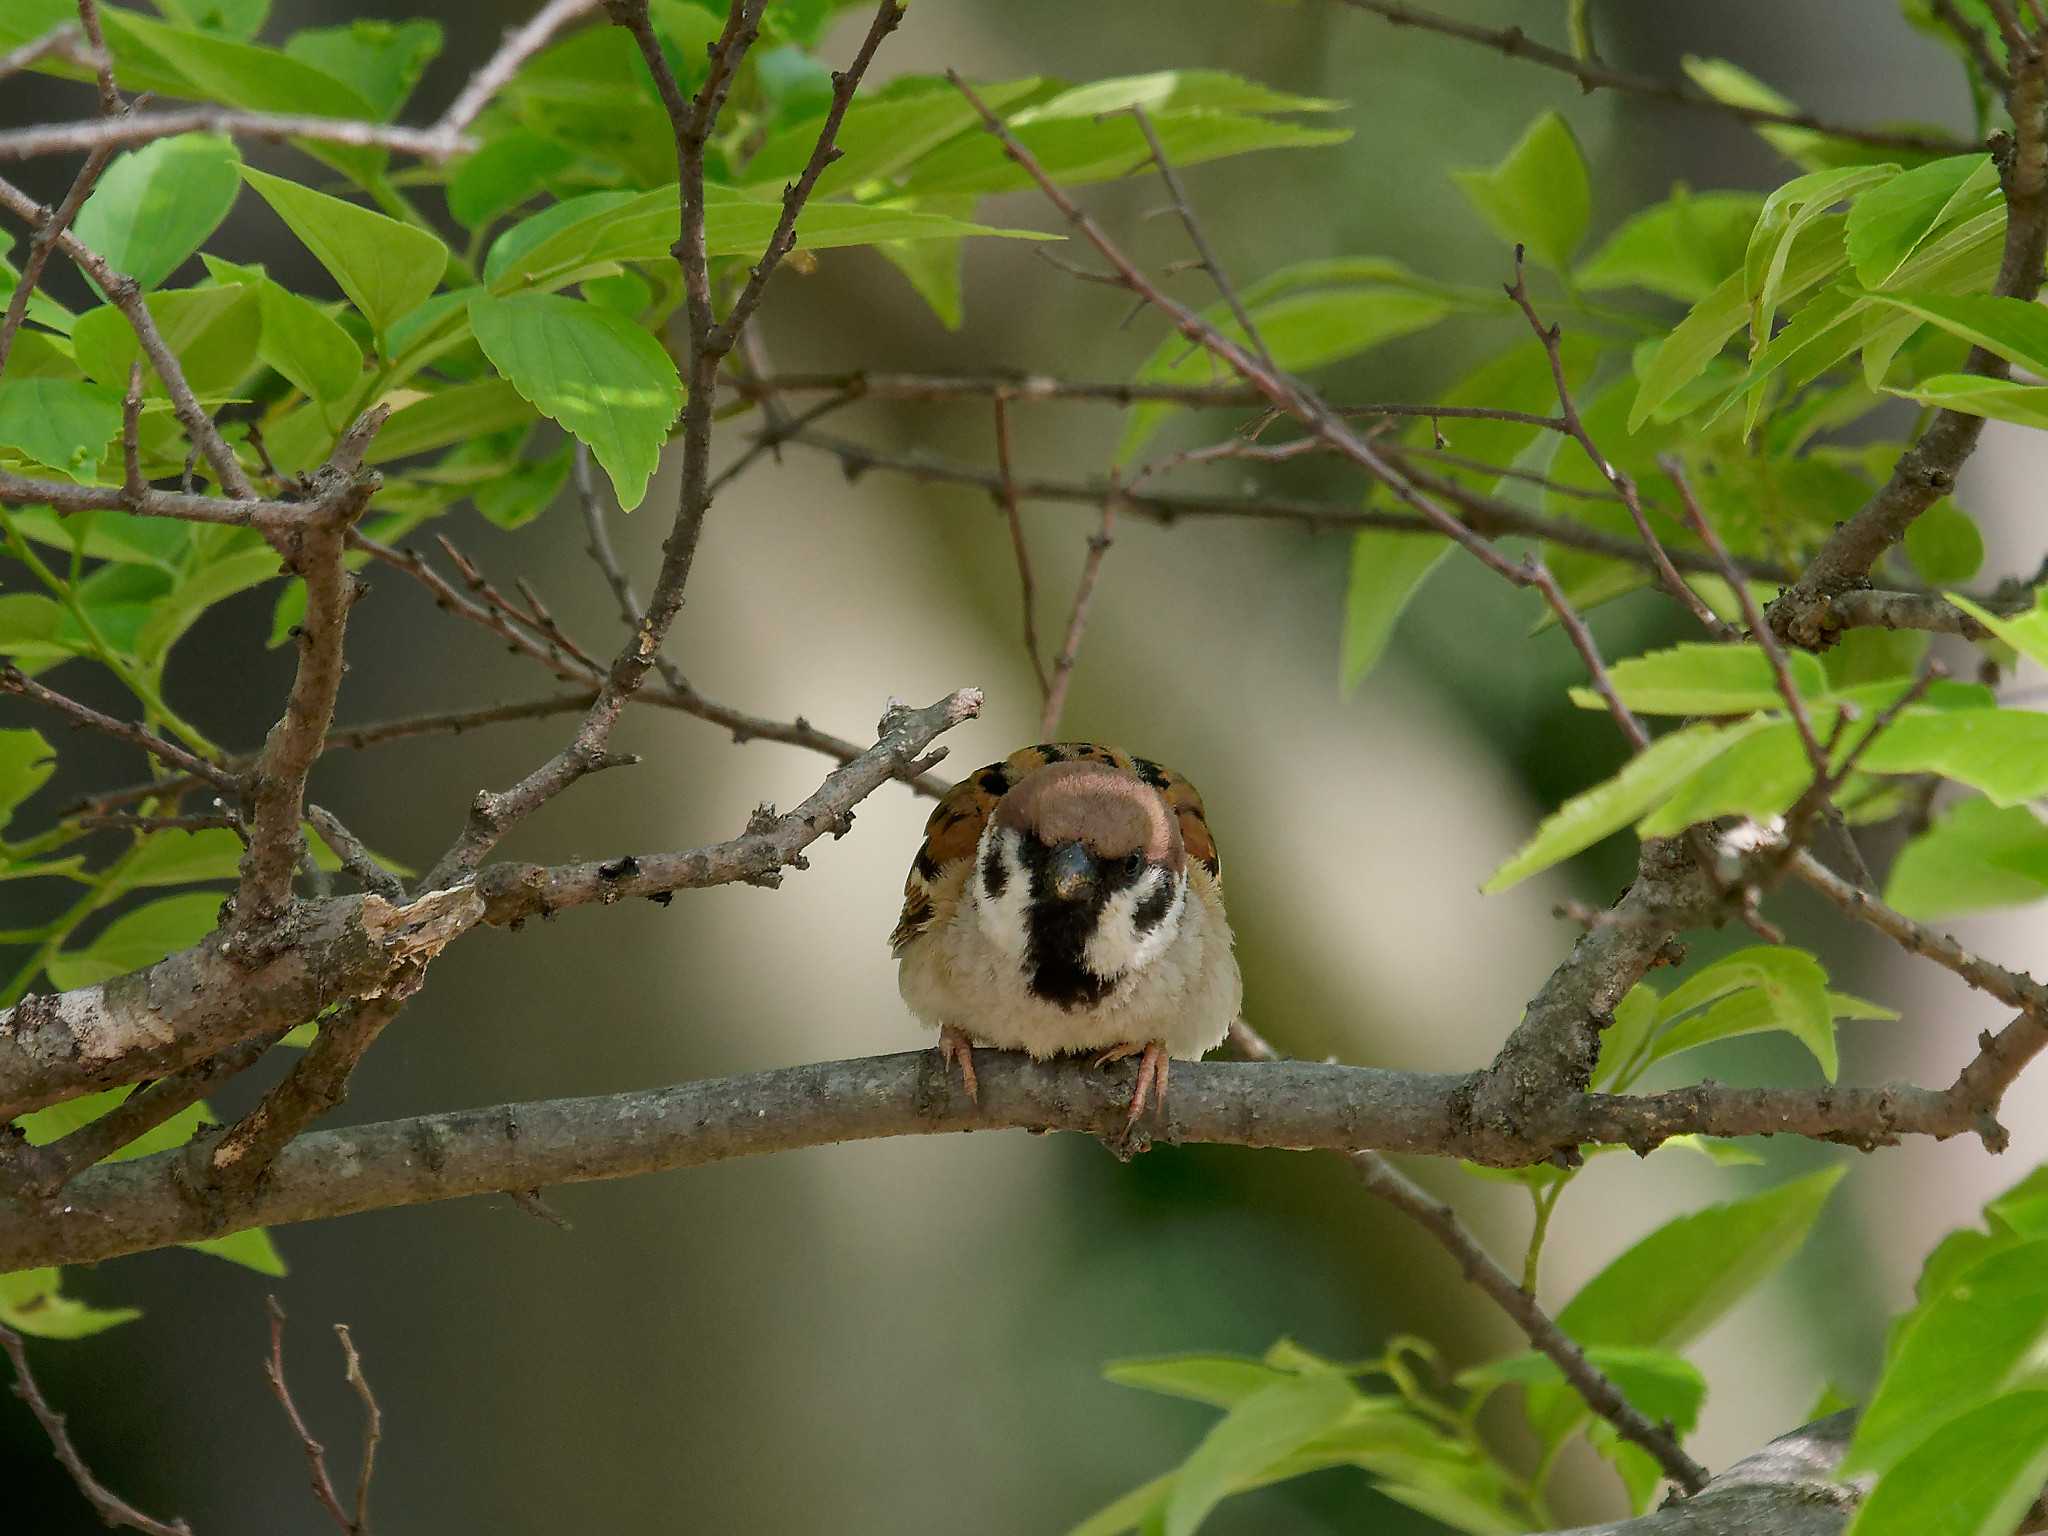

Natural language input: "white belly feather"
[897,860,1241,1061]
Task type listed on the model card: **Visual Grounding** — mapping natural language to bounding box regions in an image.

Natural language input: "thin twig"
[0,664,240,794]
[993,394,1052,702]
[1507,264,1728,639]
[1663,458,1826,774]
[1,1323,193,1536]
[1337,0,1976,155]
[307,805,404,902]
[1040,484,1120,739]
[1228,1020,1712,1495]
[0,22,100,84]
[334,1324,381,1535]
[264,1296,352,1535]
[432,0,603,141]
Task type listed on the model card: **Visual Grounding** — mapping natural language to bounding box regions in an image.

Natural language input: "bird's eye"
[1120,852,1145,879]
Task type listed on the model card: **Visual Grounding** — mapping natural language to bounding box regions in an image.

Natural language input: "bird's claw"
[937,1024,979,1103]
[1094,1039,1169,1132]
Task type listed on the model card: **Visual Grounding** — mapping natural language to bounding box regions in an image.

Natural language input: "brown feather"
[888,743,1220,954]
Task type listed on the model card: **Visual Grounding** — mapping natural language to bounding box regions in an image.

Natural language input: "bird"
[890,742,1241,1130]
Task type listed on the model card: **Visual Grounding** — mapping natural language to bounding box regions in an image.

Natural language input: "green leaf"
[1567,642,1827,716]
[1650,945,1839,1080]
[1634,721,1806,837]
[1450,111,1590,272]
[1855,707,2048,805]
[1118,270,1460,461]
[184,1225,288,1276]
[1848,154,1997,285]
[70,283,259,398]
[1683,55,1915,169]
[1951,587,2048,672]
[472,440,571,530]
[1904,499,1984,583]
[1848,1238,2048,1474]
[0,377,121,480]
[742,77,1047,200]
[134,540,283,663]
[1744,165,1898,351]
[485,184,1054,297]
[0,1268,139,1338]
[154,0,271,38]
[1630,213,1847,430]
[1482,719,1771,893]
[1460,1344,1705,1439]
[45,891,222,990]
[367,378,538,464]
[1576,188,1763,303]
[1862,291,2048,376]
[1593,982,1661,1089]
[1887,799,2048,919]
[102,7,385,183]
[1888,371,2048,429]
[72,133,241,291]
[0,591,73,673]
[1341,530,1448,689]
[0,728,55,833]
[1104,1354,1291,1410]
[447,130,575,231]
[468,292,681,511]
[108,827,247,890]
[283,19,442,121]
[1556,1166,1846,1352]
[1162,1370,1359,1536]
[1847,1391,2048,1536]
[240,166,448,343]
[894,99,1348,201]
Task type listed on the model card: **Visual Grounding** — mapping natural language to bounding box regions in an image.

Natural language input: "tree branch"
[1771,44,2048,646]
[0,1052,1984,1274]
[1,1321,192,1536]
[0,664,240,796]
[1334,0,1976,155]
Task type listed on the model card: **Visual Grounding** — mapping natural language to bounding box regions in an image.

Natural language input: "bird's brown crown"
[994,760,1184,871]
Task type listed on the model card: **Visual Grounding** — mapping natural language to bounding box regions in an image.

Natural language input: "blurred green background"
[5,2,2037,1531]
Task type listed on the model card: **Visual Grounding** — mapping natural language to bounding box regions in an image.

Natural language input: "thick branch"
[1555,1413,1863,1536]
[0,1053,1980,1273]
[235,417,386,926]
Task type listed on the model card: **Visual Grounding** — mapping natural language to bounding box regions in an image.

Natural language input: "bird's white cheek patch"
[1086,871,1185,980]
[971,824,1033,965]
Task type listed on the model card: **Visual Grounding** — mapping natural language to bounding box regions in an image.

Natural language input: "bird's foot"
[937,1024,979,1103]
[1093,1039,1169,1131]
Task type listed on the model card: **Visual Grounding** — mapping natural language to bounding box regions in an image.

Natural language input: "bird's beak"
[1048,841,1097,903]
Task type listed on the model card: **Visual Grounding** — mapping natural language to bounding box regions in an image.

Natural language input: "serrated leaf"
[0,377,121,480]
[1848,154,1997,285]
[1848,1239,2048,1475]
[1162,1370,1359,1536]
[1847,1391,2048,1536]
[0,1268,139,1338]
[1889,371,2048,428]
[0,728,55,833]
[1630,214,1847,431]
[1634,721,1807,836]
[1450,111,1589,273]
[1341,530,1448,689]
[1576,188,1762,303]
[1887,799,2048,919]
[468,292,680,511]
[72,133,242,291]
[1863,291,2048,376]
[201,254,364,405]
[1744,164,1897,352]
[70,284,259,399]
[1650,945,1839,1080]
[1855,706,2048,805]
[45,890,222,991]
[1566,643,1827,716]
[1483,719,1771,893]
[1104,1354,1291,1410]
[1904,499,1983,583]
[1557,1166,1846,1354]
[447,130,575,231]
[241,166,448,343]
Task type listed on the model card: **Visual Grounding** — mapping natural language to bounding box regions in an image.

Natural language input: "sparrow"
[890,743,1241,1129]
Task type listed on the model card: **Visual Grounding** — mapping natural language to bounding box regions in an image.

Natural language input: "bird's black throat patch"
[1014,836,1152,1010]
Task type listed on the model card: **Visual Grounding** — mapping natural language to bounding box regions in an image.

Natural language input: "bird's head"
[974,759,1189,1008]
